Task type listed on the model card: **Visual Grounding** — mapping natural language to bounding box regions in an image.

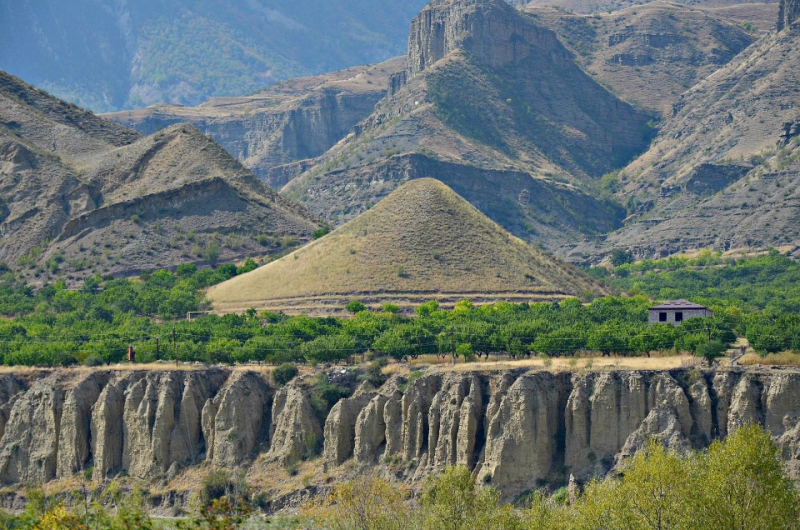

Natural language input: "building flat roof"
[649,299,710,311]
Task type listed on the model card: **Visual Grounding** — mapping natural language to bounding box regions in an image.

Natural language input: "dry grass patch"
[739,351,800,366]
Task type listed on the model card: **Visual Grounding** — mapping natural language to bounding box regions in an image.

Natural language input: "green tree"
[416,300,440,317]
[611,248,634,266]
[271,363,299,386]
[420,467,520,530]
[696,425,800,529]
[205,241,220,267]
[300,475,411,530]
[695,339,727,366]
[300,335,355,365]
[587,323,631,356]
[346,300,367,314]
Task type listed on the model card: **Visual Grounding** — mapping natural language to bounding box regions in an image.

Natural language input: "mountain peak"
[208,178,602,314]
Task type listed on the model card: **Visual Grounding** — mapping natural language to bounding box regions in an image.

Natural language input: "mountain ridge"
[0,70,320,280]
[0,0,430,112]
[280,0,655,252]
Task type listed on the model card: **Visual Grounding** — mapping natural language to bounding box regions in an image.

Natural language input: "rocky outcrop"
[478,373,566,493]
[202,371,271,468]
[324,393,377,467]
[105,59,404,187]
[0,378,64,484]
[0,367,800,502]
[408,0,569,78]
[267,385,323,465]
[354,393,392,465]
[57,373,109,478]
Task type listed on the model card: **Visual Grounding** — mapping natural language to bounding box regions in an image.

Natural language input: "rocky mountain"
[208,179,603,314]
[526,2,762,116]
[0,0,429,112]
[280,0,656,251]
[522,0,775,16]
[0,367,798,506]
[105,58,406,188]
[0,71,319,280]
[573,21,800,262]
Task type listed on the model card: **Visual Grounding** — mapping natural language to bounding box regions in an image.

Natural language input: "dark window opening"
[675,312,683,322]
[659,312,667,322]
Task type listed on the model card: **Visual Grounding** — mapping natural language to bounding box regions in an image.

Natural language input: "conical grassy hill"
[208,179,603,314]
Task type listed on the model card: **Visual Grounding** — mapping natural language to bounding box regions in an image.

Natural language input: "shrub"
[272,363,299,387]
[610,248,634,266]
[345,300,366,314]
[312,227,330,239]
[83,355,105,367]
[696,339,727,366]
[359,360,387,387]
[200,470,233,505]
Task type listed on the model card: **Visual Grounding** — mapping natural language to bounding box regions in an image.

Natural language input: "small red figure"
[128,345,135,363]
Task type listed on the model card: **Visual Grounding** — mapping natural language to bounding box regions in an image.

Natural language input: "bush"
[83,354,106,367]
[200,470,233,505]
[272,363,299,387]
[381,303,400,314]
[345,300,366,314]
[696,340,727,365]
[359,360,387,387]
[610,248,634,266]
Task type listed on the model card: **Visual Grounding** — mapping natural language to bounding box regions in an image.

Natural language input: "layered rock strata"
[0,368,799,499]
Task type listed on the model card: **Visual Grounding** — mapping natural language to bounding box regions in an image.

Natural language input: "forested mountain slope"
[0,0,429,112]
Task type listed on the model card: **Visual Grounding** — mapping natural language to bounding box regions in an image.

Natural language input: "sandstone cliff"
[1,367,800,502]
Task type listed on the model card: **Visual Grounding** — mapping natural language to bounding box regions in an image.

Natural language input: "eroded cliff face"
[0,368,799,500]
[407,0,570,78]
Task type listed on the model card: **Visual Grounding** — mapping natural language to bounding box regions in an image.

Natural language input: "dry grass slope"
[208,178,603,313]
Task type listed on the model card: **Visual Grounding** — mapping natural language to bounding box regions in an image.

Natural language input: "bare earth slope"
[208,179,603,314]
[0,71,319,280]
[104,58,405,188]
[574,24,800,261]
[281,0,655,252]
[526,2,762,116]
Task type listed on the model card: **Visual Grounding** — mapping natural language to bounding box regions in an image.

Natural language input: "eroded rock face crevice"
[0,368,799,499]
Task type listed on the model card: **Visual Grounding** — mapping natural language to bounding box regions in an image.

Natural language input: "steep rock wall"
[407,0,570,77]
[0,368,798,501]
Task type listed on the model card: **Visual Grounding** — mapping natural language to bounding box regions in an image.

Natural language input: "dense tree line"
[1,251,799,367]
[596,249,800,313]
